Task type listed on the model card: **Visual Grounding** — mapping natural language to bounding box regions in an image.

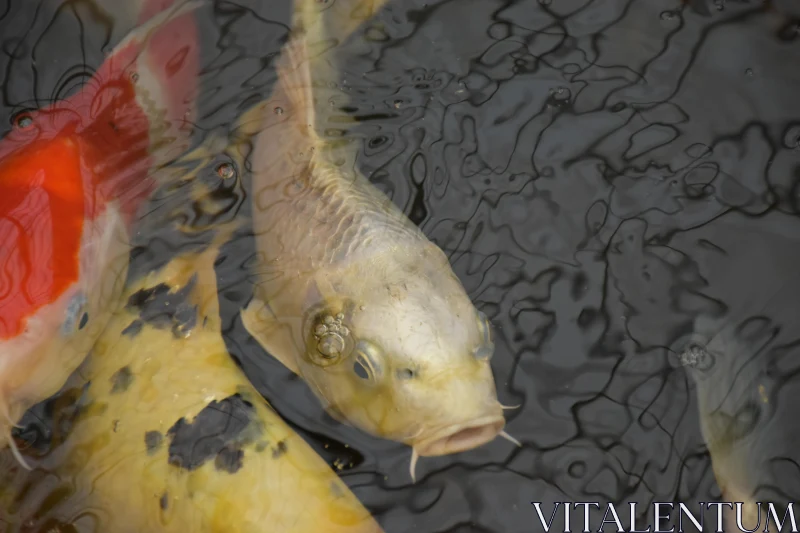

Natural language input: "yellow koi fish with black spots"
[1,223,383,533]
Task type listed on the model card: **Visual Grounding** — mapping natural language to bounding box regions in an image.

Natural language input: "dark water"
[2,0,800,531]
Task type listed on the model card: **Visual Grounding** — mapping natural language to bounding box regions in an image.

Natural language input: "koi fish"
[674,215,800,529]
[238,0,519,482]
[680,315,783,530]
[0,0,202,467]
[1,223,384,533]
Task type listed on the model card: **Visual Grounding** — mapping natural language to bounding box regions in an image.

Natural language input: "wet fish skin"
[680,313,799,529]
[0,224,384,533]
[240,0,508,475]
[0,0,202,460]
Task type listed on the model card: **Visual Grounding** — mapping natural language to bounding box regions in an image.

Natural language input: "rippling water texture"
[2,0,800,531]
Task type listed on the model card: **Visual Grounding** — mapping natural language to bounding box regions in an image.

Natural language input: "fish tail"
[294,0,389,60]
[256,0,392,160]
[273,28,318,144]
[274,0,394,139]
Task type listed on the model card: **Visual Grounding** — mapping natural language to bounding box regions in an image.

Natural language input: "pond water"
[1,0,800,531]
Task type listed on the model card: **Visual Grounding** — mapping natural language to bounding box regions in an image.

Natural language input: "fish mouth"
[413,416,505,457]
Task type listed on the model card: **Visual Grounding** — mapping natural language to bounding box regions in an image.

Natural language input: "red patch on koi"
[0,1,197,341]
[0,136,86,339]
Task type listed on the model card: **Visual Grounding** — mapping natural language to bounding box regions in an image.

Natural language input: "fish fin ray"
[275,29,316,140]
[241,298,301,375]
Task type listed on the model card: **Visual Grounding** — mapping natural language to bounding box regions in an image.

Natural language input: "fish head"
[295,252,504,457]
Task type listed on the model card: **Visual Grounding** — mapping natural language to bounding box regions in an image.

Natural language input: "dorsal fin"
[108,0,205,60]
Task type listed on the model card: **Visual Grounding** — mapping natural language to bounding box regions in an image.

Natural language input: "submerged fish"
[239,0,518,481]
[0,0,201,466]
[0,225,383,533]
[673,216,800,530]
[679,315,788,530]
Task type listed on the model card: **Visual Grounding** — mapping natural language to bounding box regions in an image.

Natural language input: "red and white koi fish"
[0,0,203,467]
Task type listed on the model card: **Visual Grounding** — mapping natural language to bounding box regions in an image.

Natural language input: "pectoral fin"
[240,298,301,375]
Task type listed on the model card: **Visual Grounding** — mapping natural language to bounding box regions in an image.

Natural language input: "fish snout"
[413,415,505,457]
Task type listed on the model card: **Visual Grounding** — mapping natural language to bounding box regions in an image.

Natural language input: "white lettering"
[736,502,761,533]
[599,503,625,533]
[654,503,675,533]
[765,503,798,533]
[630,502,652,533]
[678,503,703,532]
[532,502,561,532]
[707,502,733,533]
[575,503,601,533]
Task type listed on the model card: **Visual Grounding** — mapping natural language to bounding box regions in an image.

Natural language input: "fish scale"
[0,0,202,464]
[239,0,517,483]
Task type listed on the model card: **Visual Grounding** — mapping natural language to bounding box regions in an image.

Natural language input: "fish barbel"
[0,0,202,466]
[239,0,518,482]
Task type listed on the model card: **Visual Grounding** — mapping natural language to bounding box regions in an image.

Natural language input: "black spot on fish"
[127,282,171,309]
[214,444,244,473]
[145,431,163,455]
[110,366,134,394]
[272,440,287,459]
[165,394,255,471]
[122,319,143,337]
[126,276,199,337]
[159,491,169,510]
[171,305,198,339]
[255,441,268,453]
[78,312,89,330]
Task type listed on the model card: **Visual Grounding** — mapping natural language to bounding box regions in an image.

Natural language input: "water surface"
[2,0,800,531]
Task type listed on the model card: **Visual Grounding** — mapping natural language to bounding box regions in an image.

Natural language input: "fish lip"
[412,415,505,457]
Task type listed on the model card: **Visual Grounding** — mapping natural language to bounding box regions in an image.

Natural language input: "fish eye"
[12,111,34,129]
[474,310,495,360]
[352,341,383,383]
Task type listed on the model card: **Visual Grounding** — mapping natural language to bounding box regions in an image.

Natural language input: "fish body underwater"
[680,314,799,530]
[672,214,800,530]
[239,0,513,481]
[0,0,201,459]
[0,225,384,533]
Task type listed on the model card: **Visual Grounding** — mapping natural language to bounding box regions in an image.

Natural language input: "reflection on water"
[2,0,800,531]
